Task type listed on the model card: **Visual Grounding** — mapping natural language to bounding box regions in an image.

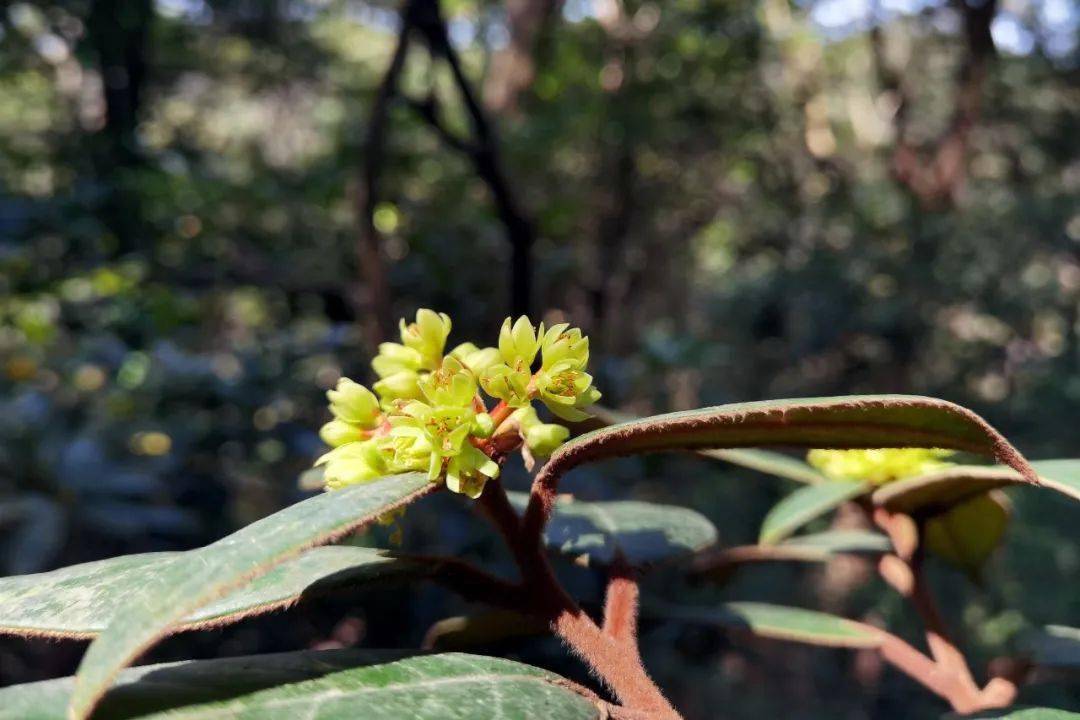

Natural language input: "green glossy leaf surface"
[0,546,424,639]
[68,473,435,720]
[507,492,717,565]
[691,530,891,582]
[656,601,882,648]
[0,650,601,719]
[758,481,869,544]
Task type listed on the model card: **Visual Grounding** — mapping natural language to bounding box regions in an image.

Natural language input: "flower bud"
[319,419,363,447]
[524,421,570,458]
[317,440,386,490]
[450,342,502,376]
[498,316,543,368]
[399,309,451,368]
[327,378,380,427]
[372,342,423,378]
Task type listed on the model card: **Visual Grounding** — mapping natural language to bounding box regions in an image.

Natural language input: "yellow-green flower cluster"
[806,448,955,485]
[316,310,599,499]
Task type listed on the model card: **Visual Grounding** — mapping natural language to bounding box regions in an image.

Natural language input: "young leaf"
[691,530,891,582]
[873,459,1080,514]
[67,473,435,720]
[0,546,425,639]
[506,492,717,566]
[758,481,870,544]
[654,601,883,648]
[0,650,603,719]
[543,395,1036,493]
[923,491,1010,574]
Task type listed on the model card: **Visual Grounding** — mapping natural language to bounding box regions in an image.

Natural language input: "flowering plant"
[0,311,1076,720]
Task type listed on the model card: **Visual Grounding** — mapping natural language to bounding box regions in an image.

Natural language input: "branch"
[411,0,536,316]
[475,481,681,718]
[872,509,1012,713]
[872,0,999,207]
[602,558,639,643]
[482,0,564,114]
[356,5,416,343]
[405,94,476,155]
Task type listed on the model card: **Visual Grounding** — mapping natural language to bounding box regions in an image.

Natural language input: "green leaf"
[758,481,869,544]
[1023,625,1080,668]
[655,601,883,648]
[582,406,837,484]
[692,530,891,582]
[943,709,1080,719]
[923,491,1010,574]
[699,448,830,484]
[0,649,603,720]
[873,459,1080,514]
[0,546,425,639]
[67,473,435,720]
[546,396,1036,494]
[507,492,717,566]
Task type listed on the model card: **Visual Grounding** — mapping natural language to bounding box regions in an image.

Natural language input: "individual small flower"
[386,400,499,497]
[806,448,955,485]
[327,378,381,427]
[446,444,499,499]
[510,406,569,458]
[534,360,601,422]
[399,309,452,368]
[540,323,589,371]
[498,316,544,368]
[316,440,387,490]
[371,342,424,378]
[319,419,365,448]
[450,342,501,376]
[418,356,477,408]
[480,362,532,407]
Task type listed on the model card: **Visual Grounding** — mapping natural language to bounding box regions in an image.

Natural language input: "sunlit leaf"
[0,650,603,719]
[758,481,869,544]
[67,473,436,720]
[507,492,717,566]
[692,530,890,582]
[655,601,882,648]
[0,546,426,639]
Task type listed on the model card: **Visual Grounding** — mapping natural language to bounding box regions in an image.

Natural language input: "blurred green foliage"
[0,0,1076,716]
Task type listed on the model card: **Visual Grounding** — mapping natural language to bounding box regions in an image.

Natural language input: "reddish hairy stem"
[872,509,1011,713]
[476,483,681,718]
[602,559,639,643]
